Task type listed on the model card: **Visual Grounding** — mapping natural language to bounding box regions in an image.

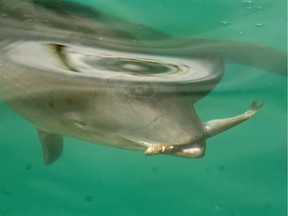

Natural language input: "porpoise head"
[2,45,263,164]
[0,0,280,165]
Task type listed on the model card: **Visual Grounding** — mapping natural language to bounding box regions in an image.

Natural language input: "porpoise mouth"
[120,135,206,158]
[144,142,206,158]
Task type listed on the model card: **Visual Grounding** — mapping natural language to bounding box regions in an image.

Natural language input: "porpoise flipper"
[37,129,63,165]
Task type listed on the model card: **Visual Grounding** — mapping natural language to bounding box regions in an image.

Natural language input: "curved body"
[0,0,279,164]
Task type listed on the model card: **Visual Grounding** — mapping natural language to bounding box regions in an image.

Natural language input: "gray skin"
[4,66,263,164]
[1,47,263,164]
[0,0,283,165]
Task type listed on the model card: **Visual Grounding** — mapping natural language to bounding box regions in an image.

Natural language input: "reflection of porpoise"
[0,0,285,164]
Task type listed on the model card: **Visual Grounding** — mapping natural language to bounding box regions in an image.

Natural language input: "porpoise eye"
[48,101,55,108]
[66,98,73,105]
[72,120,87,127]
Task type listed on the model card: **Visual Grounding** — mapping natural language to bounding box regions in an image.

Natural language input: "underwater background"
[0,0,286,215]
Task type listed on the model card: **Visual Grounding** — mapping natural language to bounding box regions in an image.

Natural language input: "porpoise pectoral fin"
[172,140,206,158]
[203,100,264,138]
[37,129,63,165]
[117,135,174,155]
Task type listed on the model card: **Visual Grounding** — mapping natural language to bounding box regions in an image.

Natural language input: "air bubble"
[257,6,263,10]
[242,0,253,5]
[256,23,263,27]
[221,21,230,26]
[242,0,255,10]
[239,31,244,35]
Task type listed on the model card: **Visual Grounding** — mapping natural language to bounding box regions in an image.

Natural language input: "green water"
[0,0,287,216]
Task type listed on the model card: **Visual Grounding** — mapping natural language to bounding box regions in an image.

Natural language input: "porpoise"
[0,0,285,165]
